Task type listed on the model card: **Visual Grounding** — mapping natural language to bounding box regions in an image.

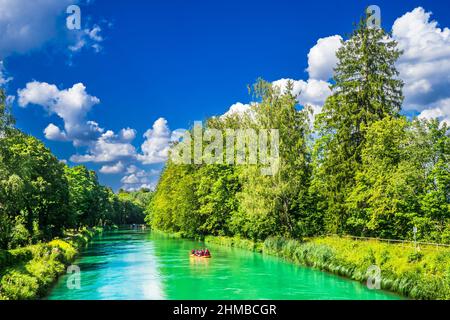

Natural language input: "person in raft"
[190,249,211,256]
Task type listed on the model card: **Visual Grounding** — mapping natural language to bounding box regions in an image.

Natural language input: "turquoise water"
[47,229,401,300]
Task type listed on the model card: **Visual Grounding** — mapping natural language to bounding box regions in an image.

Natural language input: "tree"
[0,88,148,249]
[1,132,70,243]
[346,117,450,241]
[228,80,313,239]
[313,20,404,233]
[0,89,14,137]
[195,164,239,236]
[417,120,450,242]
[346,117,423,238]
[149,162,201,236]
[65,166,91,228]
[116,189,149,225]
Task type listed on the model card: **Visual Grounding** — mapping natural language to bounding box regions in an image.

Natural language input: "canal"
[47,229,401,300]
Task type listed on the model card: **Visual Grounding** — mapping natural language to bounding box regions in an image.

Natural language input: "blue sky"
[1,0,449,191]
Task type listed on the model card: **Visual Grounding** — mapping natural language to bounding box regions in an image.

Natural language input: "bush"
[0,250,12,270]
[9,217,30,249]
[0,228,100,300]
[48,239,77,263]
[0,270,39,300]
[407,251,424,263]
[7,247,34,266]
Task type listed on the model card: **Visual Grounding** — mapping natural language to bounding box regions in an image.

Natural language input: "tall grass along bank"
[205,235,263,252]
[0,227,102,300]
[205,235,450,300]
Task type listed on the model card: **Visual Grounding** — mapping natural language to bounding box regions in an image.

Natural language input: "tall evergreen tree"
[313,19,404,233]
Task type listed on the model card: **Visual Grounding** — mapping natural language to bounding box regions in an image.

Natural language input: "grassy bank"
[205,235,450,300]
[149,228,187,240]
[0,227,102,300]
[205,235,264,252]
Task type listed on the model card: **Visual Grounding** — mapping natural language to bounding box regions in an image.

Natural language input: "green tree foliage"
[416,120,450,242]
[233,80,312,239]
[346,117,449,241]
[195,165,239,236]
[313,21,404,233]
[347,117,421,238]
[0,132,70,245]
[1,13,449,251]
[150,163,201,237]
[0,89,149,250]
[149,80,313,240]
[149,20,449,245]
[64,165,98,228]
[116,189,151,225]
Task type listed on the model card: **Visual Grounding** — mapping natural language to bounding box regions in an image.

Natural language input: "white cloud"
[120,165,161,191]
[269,36,338,114]
[87,25,103,42]
[0,0,73,58]
[121,174,140,184]
[0,0,108,62]
[44,123,68,141]
[299,79,332,106]
[306,35,343,81]
[18,81,102,145]
[0,61,12,85]
[121,166,160,191]
[138,183,156,191]
[70,130,137,163]
[392,7,450,123]
[272,78,331,114]
[69,24,104,53]
[221,35,339,119]
[17,81,164,169]
[269,7,450,124]
[137,118,172,165]
[120,127,136,142]
[221,79,332,121]
[221,102,252,118]
[100,161,125,174]
[122,182,156,192]
[125,165,159,178]
[5,95,15,104]
[17,81,137,165]
[418,98,450,125]
[126,164,139,174]
[224,102,250,116]
[170,128,188,142]
[68,38,85,52]
[219,7,450,125]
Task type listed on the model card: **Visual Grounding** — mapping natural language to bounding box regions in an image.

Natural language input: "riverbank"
[0,227,102,300]
[204,235,450,300]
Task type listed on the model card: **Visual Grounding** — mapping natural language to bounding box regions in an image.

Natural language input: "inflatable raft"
[190,254,211,258]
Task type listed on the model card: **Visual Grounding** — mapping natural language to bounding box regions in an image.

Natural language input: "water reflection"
[48,230,166,300]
